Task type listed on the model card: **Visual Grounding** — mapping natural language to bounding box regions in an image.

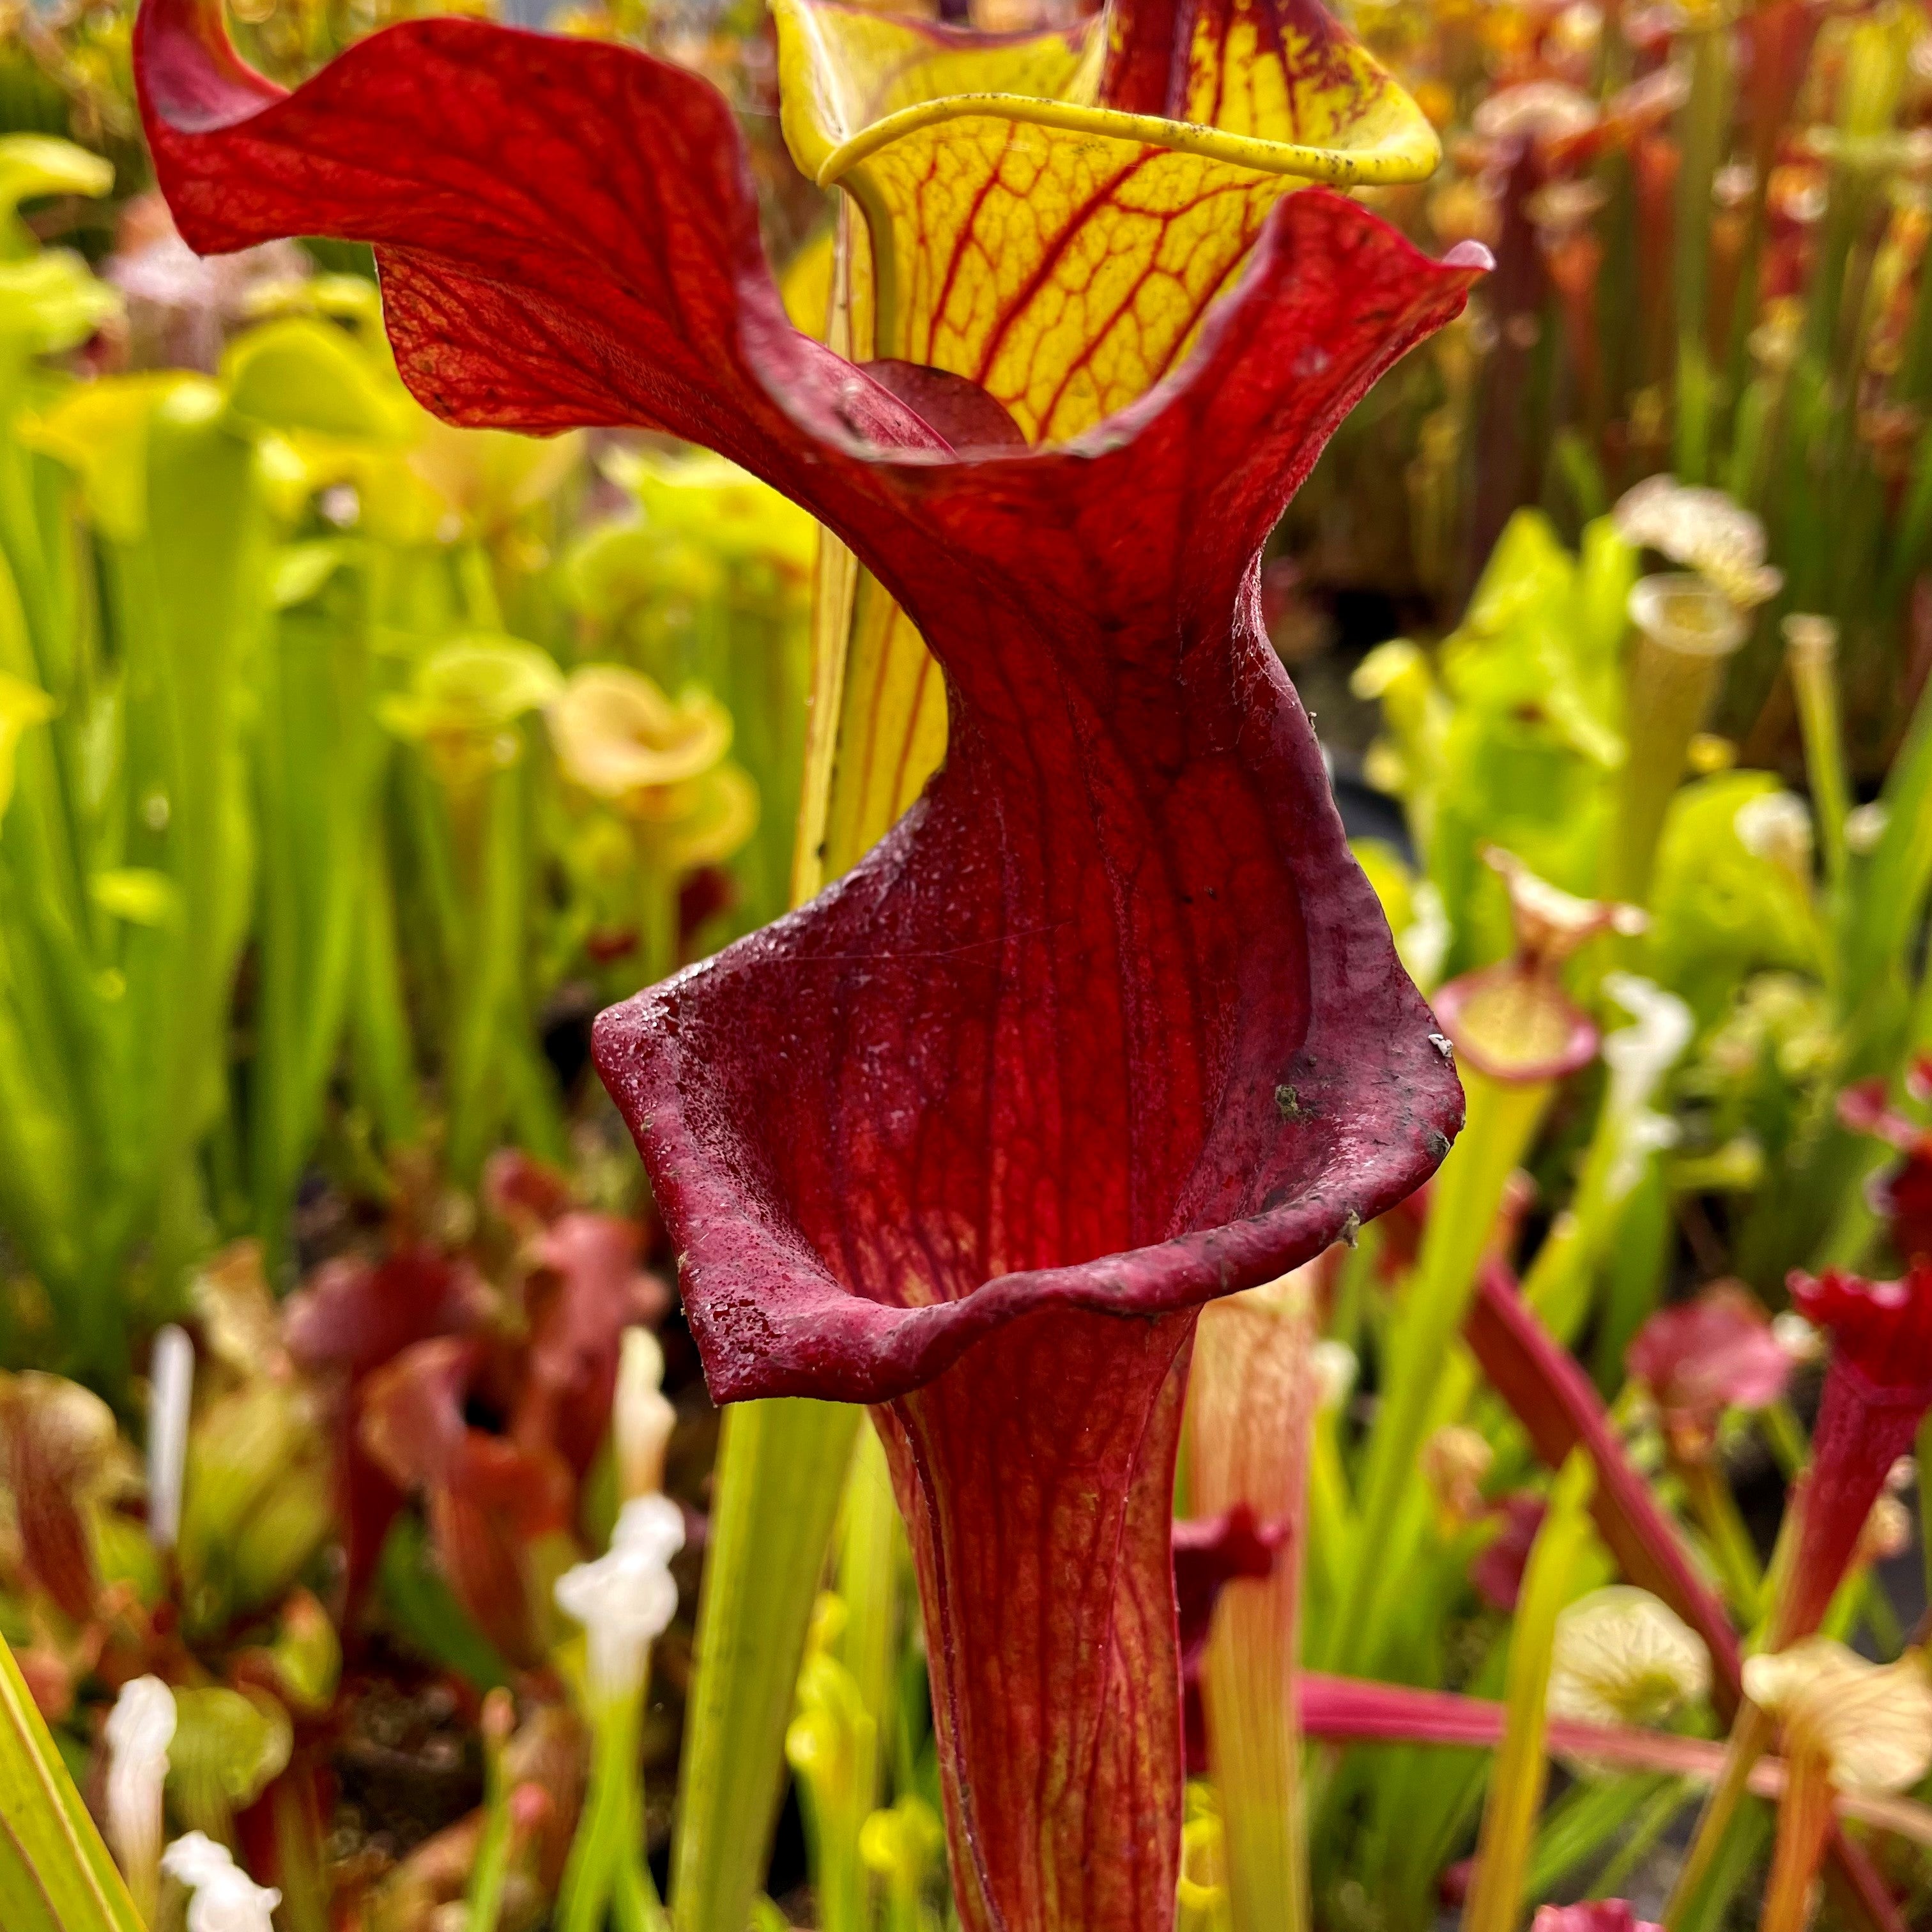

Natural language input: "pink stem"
[1298,1675,1932,1848]
[1464,1262,1742,1707]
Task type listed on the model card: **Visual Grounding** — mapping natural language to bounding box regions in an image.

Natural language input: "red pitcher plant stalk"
[132,0,1485,1923]
[1531,1910,1659,1932]
[1295,1669,1932,1850]
[1772,1263,1932,1648]
[1837,1065,1932,1264]
[1463,1263,1908,1932]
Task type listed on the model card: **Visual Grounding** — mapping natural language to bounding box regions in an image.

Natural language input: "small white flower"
[1397,881,1451,993]
[160,1830,281,1932]
[1420,1425,1492,1530]
[1858,1494,1913,1565]
[1614,1112,1682,1203]
[555,1492,684,1703]
[1473,80,1599,142]
[1602,975,1694,1117]
[104,1676,174,1894]
[318,484,360,529]
[1548,1586,1711,1729]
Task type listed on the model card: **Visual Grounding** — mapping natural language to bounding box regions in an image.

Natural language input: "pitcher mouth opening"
[1627,572,1751,660]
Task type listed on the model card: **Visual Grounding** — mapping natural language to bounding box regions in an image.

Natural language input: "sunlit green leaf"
[220,316,414,443]
[22,375,206,542]
[0,1637,144,1932]
[1651,773,1823,1026]
[269,540,351,610]
[610,447,818,574]
[0,255,120,358]
[379,634,564,783]
[167,1685,293,1834]
[673,1401,859,1932]
[0,134,114,257]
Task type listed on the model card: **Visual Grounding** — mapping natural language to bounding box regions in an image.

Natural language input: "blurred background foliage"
[1289,0,1932,776]
[0,106,816,1388]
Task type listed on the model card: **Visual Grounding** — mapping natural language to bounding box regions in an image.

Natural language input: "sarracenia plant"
[681,3,1457,1916]
[132,3,1484,1928]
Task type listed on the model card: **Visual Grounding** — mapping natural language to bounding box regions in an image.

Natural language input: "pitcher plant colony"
[3,0,1932,1930]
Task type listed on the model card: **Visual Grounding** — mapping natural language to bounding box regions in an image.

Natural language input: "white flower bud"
[105,1676,174,1901]
[1397,882,1451,993]
[1859,1494,1913,1564]
[614,1326,675,1503]
[1735,791,1814,879]
[1772,1310,1824,1363]
[1602,975,1693,1117]
[1846,802,1889,855]
[1420,1425,1492,1529]
[555,1492,684,1704]
[160,1831,281,1932]
[147,1324,194,1552]
[1599,974,1692,1200]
